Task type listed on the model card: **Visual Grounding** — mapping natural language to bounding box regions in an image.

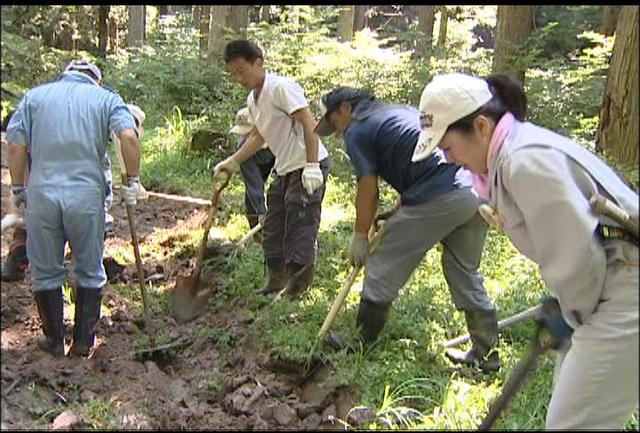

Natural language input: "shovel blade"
[169,274,214,322]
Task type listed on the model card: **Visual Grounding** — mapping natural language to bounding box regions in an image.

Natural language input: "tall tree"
[338,5,356,42]
[209,5,230,57]
[597,6,639,164]
[260,5,270,23]
[436,6,448,50]
[198,5,211,58]
[492,5,535,83]
[98,5,110,58]
[229,5,249,37]
[354,5,368,32]
[416,5,436,56]
[127,5,145,48]
[601,6,621,36]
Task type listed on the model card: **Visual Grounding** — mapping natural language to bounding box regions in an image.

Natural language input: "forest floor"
[0,136,359,430]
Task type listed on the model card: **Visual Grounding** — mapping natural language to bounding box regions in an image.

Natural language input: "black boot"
[69,287,103,357]
[1,238,28,282]
[326,298,391,351]
[280,263,315,299]
[256,259,287,295]
[245,213,260,229]
[445,309,500,372]
[34,288,65,357]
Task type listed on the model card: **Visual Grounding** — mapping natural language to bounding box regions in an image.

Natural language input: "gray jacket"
[487,121,638,328]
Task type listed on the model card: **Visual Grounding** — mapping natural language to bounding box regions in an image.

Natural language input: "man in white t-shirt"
[214,40,331,298]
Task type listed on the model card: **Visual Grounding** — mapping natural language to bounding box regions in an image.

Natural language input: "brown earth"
[0,136,361,430]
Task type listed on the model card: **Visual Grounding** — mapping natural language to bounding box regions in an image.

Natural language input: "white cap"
[64,60,102,83]
[411,73,493,162]
[127,104,145,126]
[229,107,253,135]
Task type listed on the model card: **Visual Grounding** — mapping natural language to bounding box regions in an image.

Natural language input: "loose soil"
[0,136,359,430]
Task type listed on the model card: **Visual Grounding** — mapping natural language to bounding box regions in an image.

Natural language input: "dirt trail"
[0,136,359,430]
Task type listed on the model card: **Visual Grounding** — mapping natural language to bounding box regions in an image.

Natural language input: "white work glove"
[137,182,149,200]
[213,156,239,179]
[11,186,27,212]
[349,231,370,267]
[122,176,142,206]
[257,213,266,226]
[301,162,323,195]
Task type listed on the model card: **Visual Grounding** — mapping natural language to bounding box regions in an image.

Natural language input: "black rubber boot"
[34,288,65,357]
[280,263,315,298]
[326,298,392,351]
[245,213,260,229]
[69,287,103,357]
[1,235,28,282]
[256,259,287,295]
[445,309,500,372]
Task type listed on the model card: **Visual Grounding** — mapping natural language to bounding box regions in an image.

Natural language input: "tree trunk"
[98,5,110,58]
[157,5,168,17]
[338,5,355,42]
[260,5,270,23]
[199,5,211,58]
[109,16,119,52]
[229,5,249,38]
[597,6,639,164]
[354,5,368,32]
[601,6,621,37]
[127,5,145,48]
[492,5,535,83]
[436,6,448,49]
[209,5,230,57]
[416,5,435,55]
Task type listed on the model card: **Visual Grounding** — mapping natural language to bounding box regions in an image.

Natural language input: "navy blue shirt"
[344,103,472,206]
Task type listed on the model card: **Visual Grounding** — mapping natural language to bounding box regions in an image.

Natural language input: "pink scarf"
[472,112,515,200]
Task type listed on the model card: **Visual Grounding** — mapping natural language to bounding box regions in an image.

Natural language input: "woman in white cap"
[229,107,275,231]
[414,72,638,429]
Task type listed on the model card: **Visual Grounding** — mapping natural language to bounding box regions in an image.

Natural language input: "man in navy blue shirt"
[315,87,500,371]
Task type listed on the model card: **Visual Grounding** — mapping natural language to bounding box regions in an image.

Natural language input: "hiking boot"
[280,263,315,299]
[34,288,65,357]
[445,309,500,372]
[69,287,103,357]
[256,260,287,295]
[1,242,28,282]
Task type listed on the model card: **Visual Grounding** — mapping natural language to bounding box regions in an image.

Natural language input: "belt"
[597,224,639,246]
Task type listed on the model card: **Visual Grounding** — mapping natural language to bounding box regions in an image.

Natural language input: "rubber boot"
[280,263,315,298]
[256,259,287,295]
[445,309,500,372]
[34,288,65,357]
[326,298,392,351]
[69,287,103,357]
[1,228,28,282]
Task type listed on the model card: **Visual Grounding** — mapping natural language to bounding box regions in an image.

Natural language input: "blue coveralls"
[6,72,135,291]
[237,136,275,216]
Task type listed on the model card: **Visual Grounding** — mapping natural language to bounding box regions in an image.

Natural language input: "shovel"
[169,172,231,322]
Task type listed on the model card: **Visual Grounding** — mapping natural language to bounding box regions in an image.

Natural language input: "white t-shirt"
[247,72,328,176]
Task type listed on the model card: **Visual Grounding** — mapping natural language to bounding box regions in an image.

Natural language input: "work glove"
[257,213,266,226]
[349,231,370,267]
[136,182,149,200]
[539,297,573,351]
[301,162,323,195]
[11,185,27,211]
[122,176,142,206]
[213,156,239,179]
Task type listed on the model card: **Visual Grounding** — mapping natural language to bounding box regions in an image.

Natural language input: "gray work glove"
[349,231,369,267]
[213,156,239,179]
[11,185,27,210]
[301,162,323,195]
[122,176,142,206]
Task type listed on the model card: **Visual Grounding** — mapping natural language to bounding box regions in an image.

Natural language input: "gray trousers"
[262,157,330,267]
[546,239,639,429]
[362,187,494,312]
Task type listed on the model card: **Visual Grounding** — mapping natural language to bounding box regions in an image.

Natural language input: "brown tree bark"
[260,5,270,23]
[98,5,110,58]
[492,5,535,83]
[338,5,356,42]
[229,5,249,38]
[127,5,145,48]
[597,6,639,164]
[199,5,211,58]
[436,6,448,49]
[416,5,436,55]
[209,5,230,57]
[601,6,621,37]
[354,5,368,32]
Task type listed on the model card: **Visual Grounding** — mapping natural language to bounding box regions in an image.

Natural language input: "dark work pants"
[239,147,275,216]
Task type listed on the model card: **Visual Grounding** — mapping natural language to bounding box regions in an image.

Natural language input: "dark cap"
[314,87,373,137]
